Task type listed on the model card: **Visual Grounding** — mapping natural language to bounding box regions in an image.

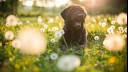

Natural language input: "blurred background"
[0,0,127,17]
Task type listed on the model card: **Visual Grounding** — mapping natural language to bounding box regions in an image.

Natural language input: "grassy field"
[0,14,127,72]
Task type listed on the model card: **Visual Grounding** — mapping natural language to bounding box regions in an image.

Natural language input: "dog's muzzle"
[74,13,84,27]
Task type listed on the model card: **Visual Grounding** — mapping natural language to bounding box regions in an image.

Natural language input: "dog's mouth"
[74,21,82,27]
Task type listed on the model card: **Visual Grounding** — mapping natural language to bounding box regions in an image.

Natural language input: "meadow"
[0,13,127,72]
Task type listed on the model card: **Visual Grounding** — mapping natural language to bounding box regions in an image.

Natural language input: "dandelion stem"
[62,36,68,48]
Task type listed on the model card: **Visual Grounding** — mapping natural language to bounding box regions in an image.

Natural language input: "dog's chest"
[64,30,83,44]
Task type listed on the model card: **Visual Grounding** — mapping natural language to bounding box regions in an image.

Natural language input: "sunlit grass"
[0,14,127,72]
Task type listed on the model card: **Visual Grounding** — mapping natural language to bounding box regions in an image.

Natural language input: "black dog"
[60,5,87,50]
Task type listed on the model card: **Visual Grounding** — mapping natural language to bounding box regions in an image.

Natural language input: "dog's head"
[61,5,87,28]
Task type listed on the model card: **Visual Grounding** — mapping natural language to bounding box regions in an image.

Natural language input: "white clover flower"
[111,21,116,24]
[94,36,99,40]
[5,31,14,40]
[12,39,21,49]
[50,38,57,43]
[122,34,127,38]
[55,31,62,38]
[38,16,42,24]
[118,26,123,31]
[16,27,47,55]
[50,52,58,60]
[40,28,45,32]
[101,22,106,27]
[103,34,125,51]
[48,18,54,23]
[43,24,48,28]
[52,27,59,31]
[107,28,114,35]
[116,13,127,25]
[110,25,115,29]
[6,15,18,26]
[57,55,81,71]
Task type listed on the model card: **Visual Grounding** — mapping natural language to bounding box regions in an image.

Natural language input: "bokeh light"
[15,27,47,55]
[103,34,125,51]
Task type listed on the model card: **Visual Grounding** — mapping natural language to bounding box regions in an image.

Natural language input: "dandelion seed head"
[6,15,18,26]
[43,24,48,28]
[52,27,58,31]
[50,53,58,60]
[57,55,81,71]
[50,38,57,43]
[118,26,123,30]
[103,34,125,51]
[12,39,21,49]
[111,21,116,24]
[16,27,47,55]
[5,31,14,40]
[116,13,127,25]
[107,28,114,35]
[110,25,115,29]
[124,27,127,32]
[40,28,45,32]
[55,31,62,38]
[122,34,127,38]
[101,22,106,27]
[38,16,42,24]
[94,36,99,40]
[48,18,54,23]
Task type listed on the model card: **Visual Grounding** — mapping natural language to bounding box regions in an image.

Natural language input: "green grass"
[0,14,127,72]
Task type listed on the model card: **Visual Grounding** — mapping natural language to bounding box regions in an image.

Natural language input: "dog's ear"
[61,7,71,20]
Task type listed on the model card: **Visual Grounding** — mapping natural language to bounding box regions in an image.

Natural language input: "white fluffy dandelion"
[50,38,57,43]
[117,26,124,34]
[94,36,99,40]
[50,52,58,60]
[16,27,47,55]
[103,34,125,51]
[101,22,106,27]
[111,21,116,24]
[107,28,114,35]
[52,27,59,31]
[5,31,14,40]
[116,13,127,25]
[122,34,127,38]
[40,28,45,32]
[55,31,62,38]
[48,18,54,23]
[38,16,42,24]
[60,30,65,35]
[57,55,81,71]
[6,15,18,26]
[118,26,123,31]
[124,27,127,32]
[43,24,48,28]
[12,39,21,49]
[110,25,115,29]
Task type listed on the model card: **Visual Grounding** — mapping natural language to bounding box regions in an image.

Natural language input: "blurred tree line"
[0,0,18,17]
[0,0,127,17]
